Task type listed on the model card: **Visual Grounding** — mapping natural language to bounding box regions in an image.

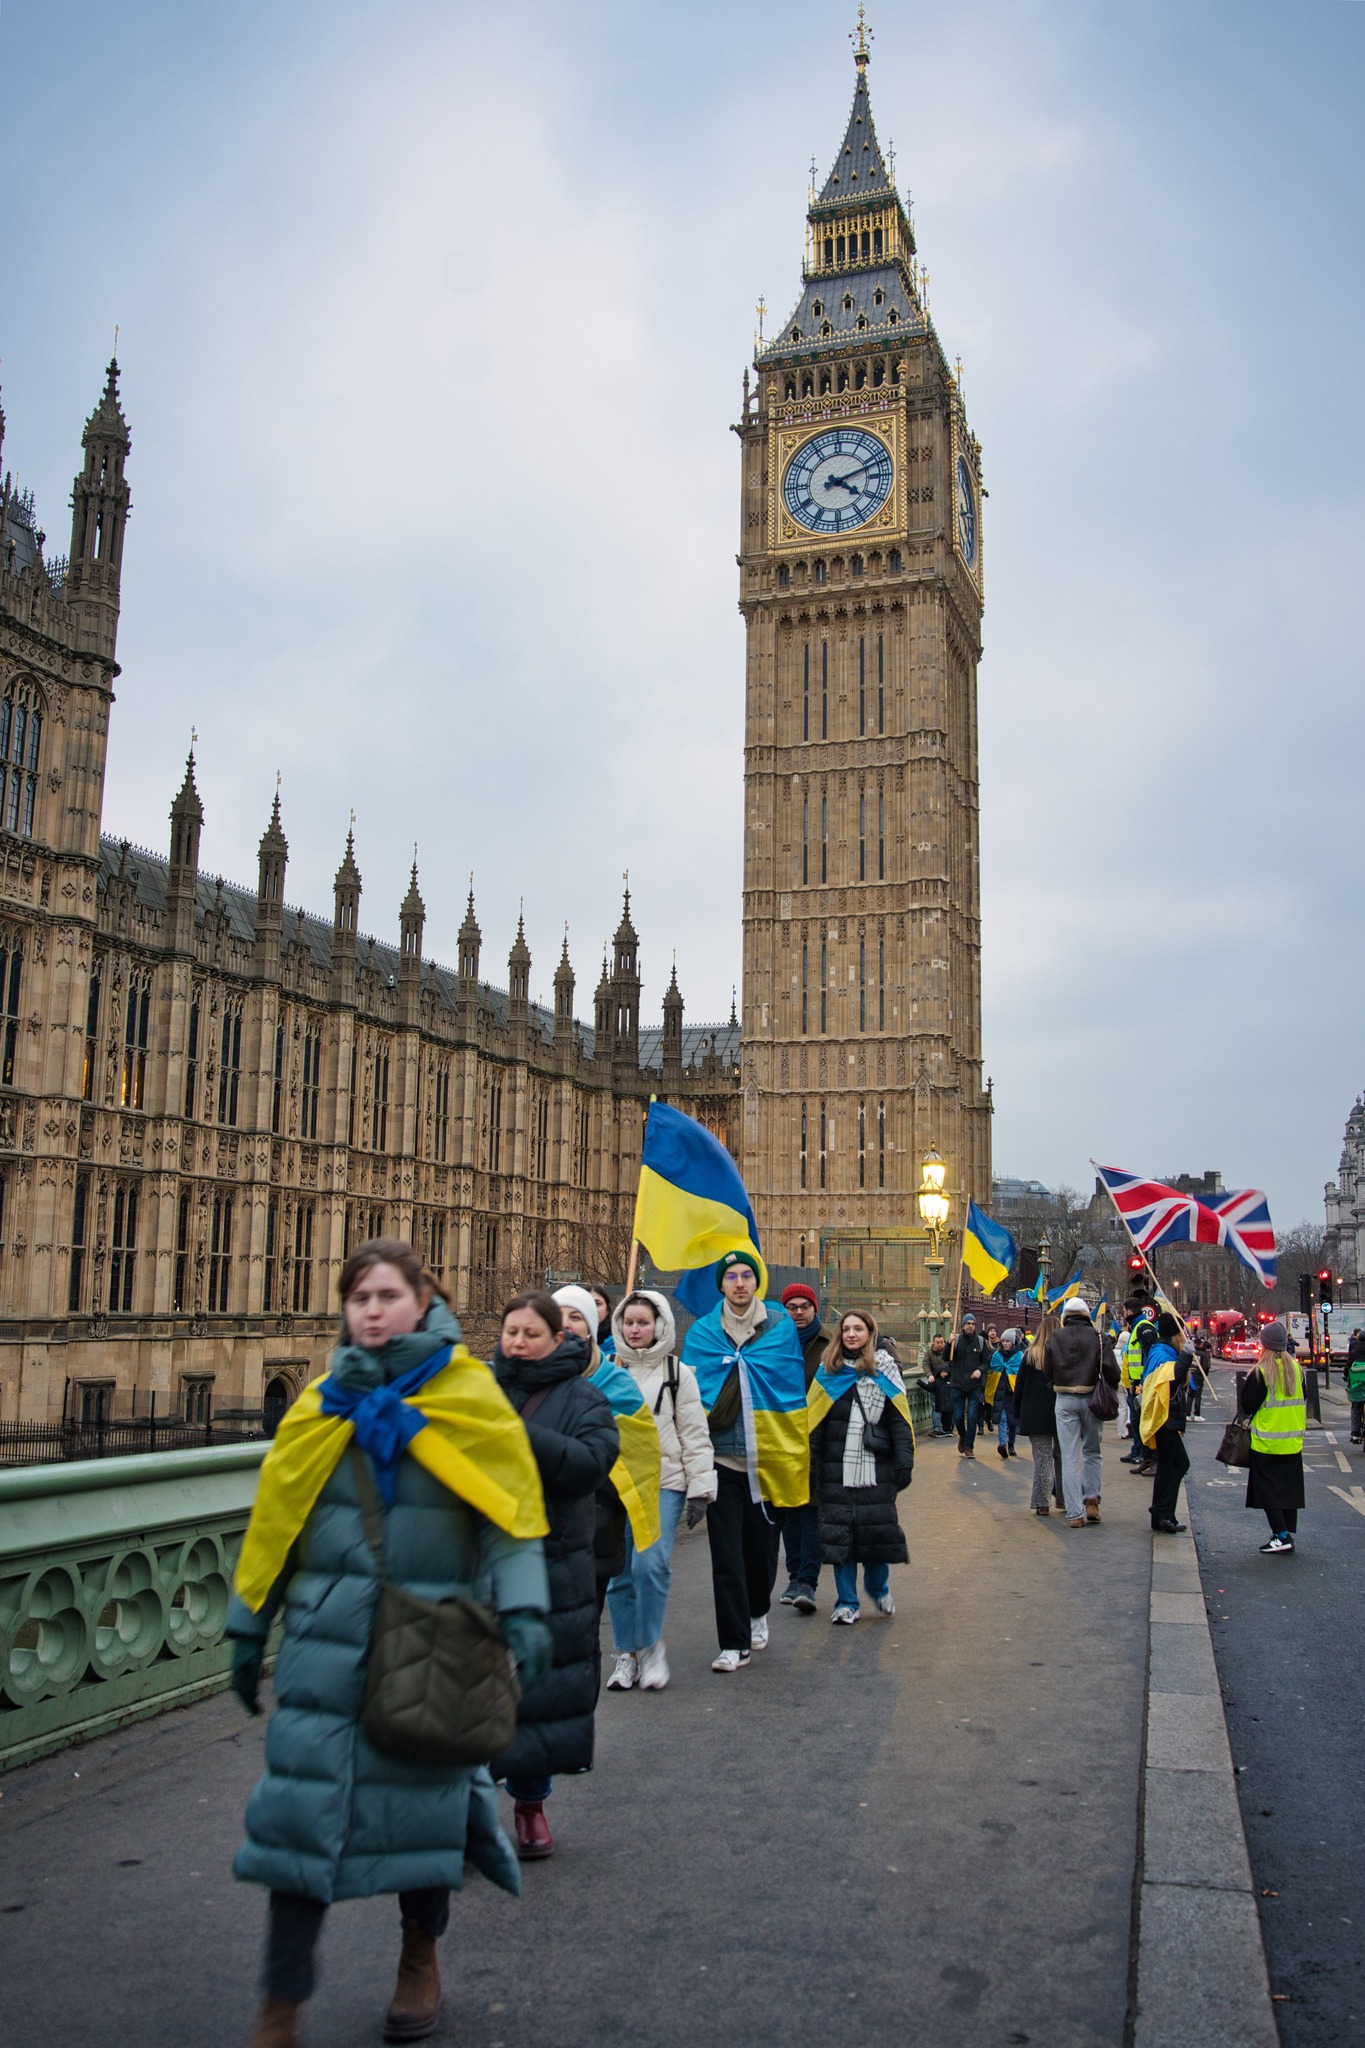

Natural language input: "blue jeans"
[997,1391,1017,1450]
[833,1561,889,1611]
[780,1502,822,1590]
[951,1388,982,1447]
[606,1486,686,1651]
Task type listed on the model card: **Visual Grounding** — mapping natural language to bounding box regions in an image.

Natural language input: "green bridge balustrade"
[0,1441,268,1773]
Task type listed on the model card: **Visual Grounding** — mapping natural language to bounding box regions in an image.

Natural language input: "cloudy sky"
[3,1,1362,1232]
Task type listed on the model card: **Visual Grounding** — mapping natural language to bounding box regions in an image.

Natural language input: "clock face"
[782,428,894,535]
[956,456,977,565]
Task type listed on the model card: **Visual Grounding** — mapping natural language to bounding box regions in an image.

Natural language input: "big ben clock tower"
[738,18,992,1266]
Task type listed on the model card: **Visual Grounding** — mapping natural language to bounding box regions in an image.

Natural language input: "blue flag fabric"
[319,1346,454,1505]
[682,1301,809,1507]
[632,1100,764,1317]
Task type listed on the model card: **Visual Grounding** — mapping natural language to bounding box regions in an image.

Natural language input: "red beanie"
[781,1282,818,1311]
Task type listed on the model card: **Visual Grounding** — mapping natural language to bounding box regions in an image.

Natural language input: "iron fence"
[0,1417,265,1467]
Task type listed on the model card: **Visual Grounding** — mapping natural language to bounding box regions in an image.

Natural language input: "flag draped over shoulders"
[683,1303,809,1508]
[589,1355,662,1550]
[1139,1346,1178,1445]
[234,1346,549,1613]
[808,1363,914,1436]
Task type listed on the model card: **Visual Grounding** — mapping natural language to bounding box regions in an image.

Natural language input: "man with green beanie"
[682,1250,807,1673]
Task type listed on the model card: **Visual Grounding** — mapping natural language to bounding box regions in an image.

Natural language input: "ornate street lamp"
[917,1147,951,1357]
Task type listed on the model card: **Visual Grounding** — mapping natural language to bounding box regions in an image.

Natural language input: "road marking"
[1336,1451,1353,1472]
[1327,1484,1365,1518]
[1325,1431,1339,1446]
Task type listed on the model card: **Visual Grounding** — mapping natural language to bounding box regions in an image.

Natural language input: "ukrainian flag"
[683,1306,810,1508]
[1045,1264,1085,1307]
[633,1100,766,1317]
[589,1356,662,1551]
[808,1362,914,1436]
[961,1201,1018,1295]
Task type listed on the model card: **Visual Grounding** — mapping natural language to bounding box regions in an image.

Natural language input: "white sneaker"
[831,1604,860,1625]
[875,1593,896,1617]
[711,1647,751,1673]
[749,1615,769,1650]
[637,1641,670,1690]
[606,1652,638,1690]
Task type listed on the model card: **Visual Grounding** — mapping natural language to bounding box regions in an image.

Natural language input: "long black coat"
[1012,1352,1057,1437]
[810,1379,914,1566]
[490,1336,618,1781]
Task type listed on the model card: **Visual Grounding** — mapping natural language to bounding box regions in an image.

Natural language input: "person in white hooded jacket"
[604,1289,717,1692]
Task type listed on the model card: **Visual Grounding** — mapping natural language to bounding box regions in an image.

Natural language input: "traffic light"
[1125,1253,1147,1313]
[1299,1273,1313,1316]
[1317,1268,1334,1309]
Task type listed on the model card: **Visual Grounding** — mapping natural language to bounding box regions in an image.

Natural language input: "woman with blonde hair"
[1238,1320,1306,1554]
[1013,1312,1064,1516]
[807,1308,915,1624]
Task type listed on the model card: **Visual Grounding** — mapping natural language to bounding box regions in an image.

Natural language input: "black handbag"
[1089,1368,1120,1422]
[1215,1416,1252,1469]
[350,1445,520,1769]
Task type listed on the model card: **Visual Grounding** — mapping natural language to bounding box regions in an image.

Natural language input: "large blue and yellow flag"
[683,1304,810,1508]
[961,1201,1018,1294]
[589,1356,662,1551]
[807,1361,914,1438]
[633,1099,766,1317]
[234,1347,549,1612]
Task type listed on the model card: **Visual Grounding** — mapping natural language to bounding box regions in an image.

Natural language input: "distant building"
[1325,1099,1365,1292]
[992,1176,1052,1215]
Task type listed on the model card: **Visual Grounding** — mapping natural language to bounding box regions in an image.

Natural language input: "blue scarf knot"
[320,1346,452,1504]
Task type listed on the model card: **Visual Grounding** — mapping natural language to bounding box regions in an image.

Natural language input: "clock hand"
[823,469,864,492]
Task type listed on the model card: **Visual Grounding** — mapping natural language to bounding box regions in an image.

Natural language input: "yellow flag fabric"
[234,1347,549,1612]
[1139,1358,1174,1447]
[589,1357,663,1551]
[807,1366,914,1435]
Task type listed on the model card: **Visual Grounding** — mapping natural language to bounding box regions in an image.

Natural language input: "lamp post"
[917,1147,951,1358]
[1037,1229,1051,1332]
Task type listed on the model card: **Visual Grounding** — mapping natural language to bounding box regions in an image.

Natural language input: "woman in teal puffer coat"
[226,1240,553,2048]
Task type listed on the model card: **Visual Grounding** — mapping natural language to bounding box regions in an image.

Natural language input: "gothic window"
[799,1102,807,1190]
[858,1102,866,1188]
[0,680,42,839]
[174,1189,191,1313]
[271,1023,285,1134]
[821,640,829,731]
[0,930,22,1086]
[818,372,831,395]
[873,228,883,258]
[823,238,833,266]
[109,1182,139,1313]
[208,1194,233,1313]
[861,231,870,259]
[859,940,867,1030]
[263,1194,279,1310]
[858,635,866,732]
[371,1043,390,1150]
[820,793,827,884]
[801,375,814,398]
[784,377,796,400]
[433,1060,450,1164]
[837,236,846,263]
[877,633,885,732]
[888,547,902,573]
[878,783,886,880]
[218,1004,243,1126]
[82,960,102,1102]
[878,1101,887,1188]
[0,1168,6,1252]
[347,1043,358,1146]
[802,643,810,740]
[183,1378,213,1426]
[821,321,832,338]
[790,326,801,342]
[872,360,884,387]
[488,1076,503,1172]
[778,563,790,588]
[801,943,808,1035]
[852,553,864,580]
[812,299,823,317]
[842,293,853,313]
[837,368,849,393]
[367,1205,385,1240]
[873,287,884,308]
[292,1201,315,1312]
[121,974,150,1110]
[301,1026,321,1140]
[532,1094,549,1179]
[575,1102,590,1186]
[859,792,866,881]
[184,995,200,1118]
[426,1212,446,1278]
[856,323,867,343]
[878,932,886,1029]
[801,793,808,886]
[820,941,828,1034]
[819,1101,827,1190]
[68,1173,88,1312]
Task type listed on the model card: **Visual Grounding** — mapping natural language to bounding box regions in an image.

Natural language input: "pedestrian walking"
[1118,1315,1147,1464]
[1127,1319,1159,1477]
[1346,1327,1365,1444]
[927,1332,954,1436]
[490,1290,619,1861]
[808,1310,915,1622]
[948,1312,989,1457]
[226,1239,553,2048]
[603,1290,716,1690]
[1044,1298,1120,1527]
[1238,1320,1306,1553]
[777,1280,826,1610]
[988,1327,1023,1459]
[681,1250,809,1673]
[1013,1313,1063,1514]
[1139,1312,1193,1534]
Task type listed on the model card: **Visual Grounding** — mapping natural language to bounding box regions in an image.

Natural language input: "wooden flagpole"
[948,1191,968,1342]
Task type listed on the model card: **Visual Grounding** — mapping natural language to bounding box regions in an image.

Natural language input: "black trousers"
[706,1464,782,1651]
[263,1886,450,2002]
[1150,1432,1190,1524]
[1264,1506,1299,1535]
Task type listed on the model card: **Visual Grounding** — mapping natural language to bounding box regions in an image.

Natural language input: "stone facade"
[1324,1098,1365,1292]
[0,370,739,1426]
[737,37,992,1265]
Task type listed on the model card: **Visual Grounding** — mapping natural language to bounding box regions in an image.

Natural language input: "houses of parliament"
[0,27,990,1427]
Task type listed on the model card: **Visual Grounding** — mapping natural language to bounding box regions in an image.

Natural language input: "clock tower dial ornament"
[735,18,992,1268]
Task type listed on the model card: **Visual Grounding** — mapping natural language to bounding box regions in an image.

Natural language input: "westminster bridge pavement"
[1,1418,1281,2048]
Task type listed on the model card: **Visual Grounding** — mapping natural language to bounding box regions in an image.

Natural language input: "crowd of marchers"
[222,1238,1311,2048]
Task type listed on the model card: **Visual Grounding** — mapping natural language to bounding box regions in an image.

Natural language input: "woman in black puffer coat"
[810,1309,915,1625]
[490,1290,618,1863]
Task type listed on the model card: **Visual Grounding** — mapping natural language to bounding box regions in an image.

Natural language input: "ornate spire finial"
[851,4,871,67]
[190,723,197,757]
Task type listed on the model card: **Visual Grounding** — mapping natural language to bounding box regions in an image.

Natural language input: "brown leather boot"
[513,1798,554,1859]
[245,1997,303,2048]
[383,1923,441,2042]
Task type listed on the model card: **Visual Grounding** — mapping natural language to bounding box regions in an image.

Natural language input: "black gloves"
[228,1634,264,1716]
[500,1609,553,1689]
[685,1498,709,1531]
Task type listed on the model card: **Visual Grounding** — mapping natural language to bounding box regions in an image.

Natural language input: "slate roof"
[815,63,895,210]
[760,265,923,367]
[0,487,42,576]
[96,836,742,1071]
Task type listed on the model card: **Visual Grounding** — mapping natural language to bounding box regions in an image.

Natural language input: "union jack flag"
[1092,1163,1277,1290]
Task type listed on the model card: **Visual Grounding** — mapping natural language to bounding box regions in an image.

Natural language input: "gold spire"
[851,4,871,69]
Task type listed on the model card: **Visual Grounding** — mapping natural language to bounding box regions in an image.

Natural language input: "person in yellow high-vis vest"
[1238,1320,1306,1555]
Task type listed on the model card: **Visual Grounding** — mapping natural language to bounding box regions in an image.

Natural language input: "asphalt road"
[1187,1368,1365,2047]
[1,1430,1155,2048]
